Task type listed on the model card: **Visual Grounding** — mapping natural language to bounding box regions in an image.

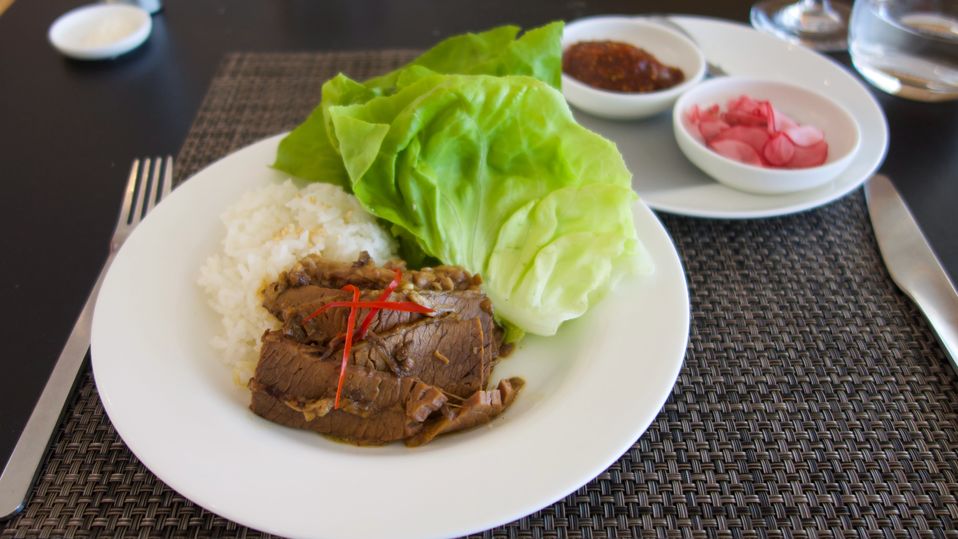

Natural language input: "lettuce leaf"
[272,23,650,339]
[274,22,563,187]
[363,22,563,93]
[332,73,645,338]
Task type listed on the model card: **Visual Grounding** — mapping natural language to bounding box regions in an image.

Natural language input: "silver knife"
[865,174,958,371]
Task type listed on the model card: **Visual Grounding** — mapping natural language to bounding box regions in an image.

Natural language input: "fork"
[647,15,729,78]
[0,157,174,519]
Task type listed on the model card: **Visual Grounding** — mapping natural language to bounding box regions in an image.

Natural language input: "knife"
[865,174,958,372]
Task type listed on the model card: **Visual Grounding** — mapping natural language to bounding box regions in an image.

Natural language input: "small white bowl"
[48,4,152,61]
[562,16,706,120]
[672,77,862,195]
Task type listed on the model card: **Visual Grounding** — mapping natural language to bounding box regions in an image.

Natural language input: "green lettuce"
[273,23,650,340]
[274,22,563,189]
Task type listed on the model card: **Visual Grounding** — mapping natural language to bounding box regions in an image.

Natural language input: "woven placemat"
[5,51,958,539]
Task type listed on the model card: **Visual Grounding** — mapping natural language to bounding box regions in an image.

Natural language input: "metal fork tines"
[115,156,173,248]
[0,156,174,520]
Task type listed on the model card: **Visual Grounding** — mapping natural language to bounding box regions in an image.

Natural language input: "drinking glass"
[848,0,958,101]
[751,0,852,51]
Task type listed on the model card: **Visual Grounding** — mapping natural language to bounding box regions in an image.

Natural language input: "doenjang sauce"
[563,40,685,93]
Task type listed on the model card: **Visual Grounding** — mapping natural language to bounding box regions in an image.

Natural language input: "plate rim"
[91,139,689,537]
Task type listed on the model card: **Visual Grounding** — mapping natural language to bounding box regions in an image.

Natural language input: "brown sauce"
[562,40,685,93]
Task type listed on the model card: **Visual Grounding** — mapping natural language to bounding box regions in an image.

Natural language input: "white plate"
[48,4,151,61]
[91,134,690,539]
[572,16,889,219]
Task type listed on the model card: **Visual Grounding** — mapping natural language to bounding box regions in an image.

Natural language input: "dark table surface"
[1,0,956,530]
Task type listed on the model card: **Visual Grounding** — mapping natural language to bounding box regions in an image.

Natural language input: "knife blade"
[865,174,958,372]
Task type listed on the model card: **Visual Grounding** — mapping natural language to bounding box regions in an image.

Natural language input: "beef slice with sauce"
[264,286,425,345]
[263,252,480,309]
[249,254,522,446]
[264,285,494,346]
[350,315,498,398]
[407,377,525,447]
[249,331,449,444]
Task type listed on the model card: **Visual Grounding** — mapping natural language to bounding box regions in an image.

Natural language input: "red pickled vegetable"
[783,125,824,146]
[788,140,829,168]
[709,139,763,166]
[685,94,828,169]
[711,125,769,153]
[698,119,730,141]
[768,107,798,133]
[763,132,796,166]
[723,109,767,127]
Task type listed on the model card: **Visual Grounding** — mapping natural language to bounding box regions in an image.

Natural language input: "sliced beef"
[264,286,426,345]
[264,284,499,396]
[263,252,482,308]
[250,382,446,445]
[249,254,522,446]
[250,331,448,445]
[269,251,401,294]
[406,377,525,447]
[264,286,495,344]
[351,315,497,397]
[253,331,337,398]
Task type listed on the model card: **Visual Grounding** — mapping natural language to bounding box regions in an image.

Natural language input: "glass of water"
[849,0,958,101]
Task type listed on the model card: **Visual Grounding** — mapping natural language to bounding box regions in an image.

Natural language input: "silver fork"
[0,157,174,519]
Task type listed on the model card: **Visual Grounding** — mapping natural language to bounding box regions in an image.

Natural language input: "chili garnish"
[334,285,361,409]
[302,270,435,410]
[356,268,403,339]
[302,299,433,323]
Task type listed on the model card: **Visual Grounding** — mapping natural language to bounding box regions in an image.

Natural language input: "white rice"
[198,179,397,384]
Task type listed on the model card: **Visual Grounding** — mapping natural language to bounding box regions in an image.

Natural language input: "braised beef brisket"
[406,377,525,447]
[263,251,480,304]
[248,253,521,446]
[249,332,449,444]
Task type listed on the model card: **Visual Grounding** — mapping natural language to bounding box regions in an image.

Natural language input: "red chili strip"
[356,269,403,340]
[334,285,361,410]
[302,299,433,323]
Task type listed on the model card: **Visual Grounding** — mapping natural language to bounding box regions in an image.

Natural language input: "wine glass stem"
[780,0,846,33]
[803,0,840,18]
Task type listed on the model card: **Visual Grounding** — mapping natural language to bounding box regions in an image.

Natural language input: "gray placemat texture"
[4,51,958,539]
